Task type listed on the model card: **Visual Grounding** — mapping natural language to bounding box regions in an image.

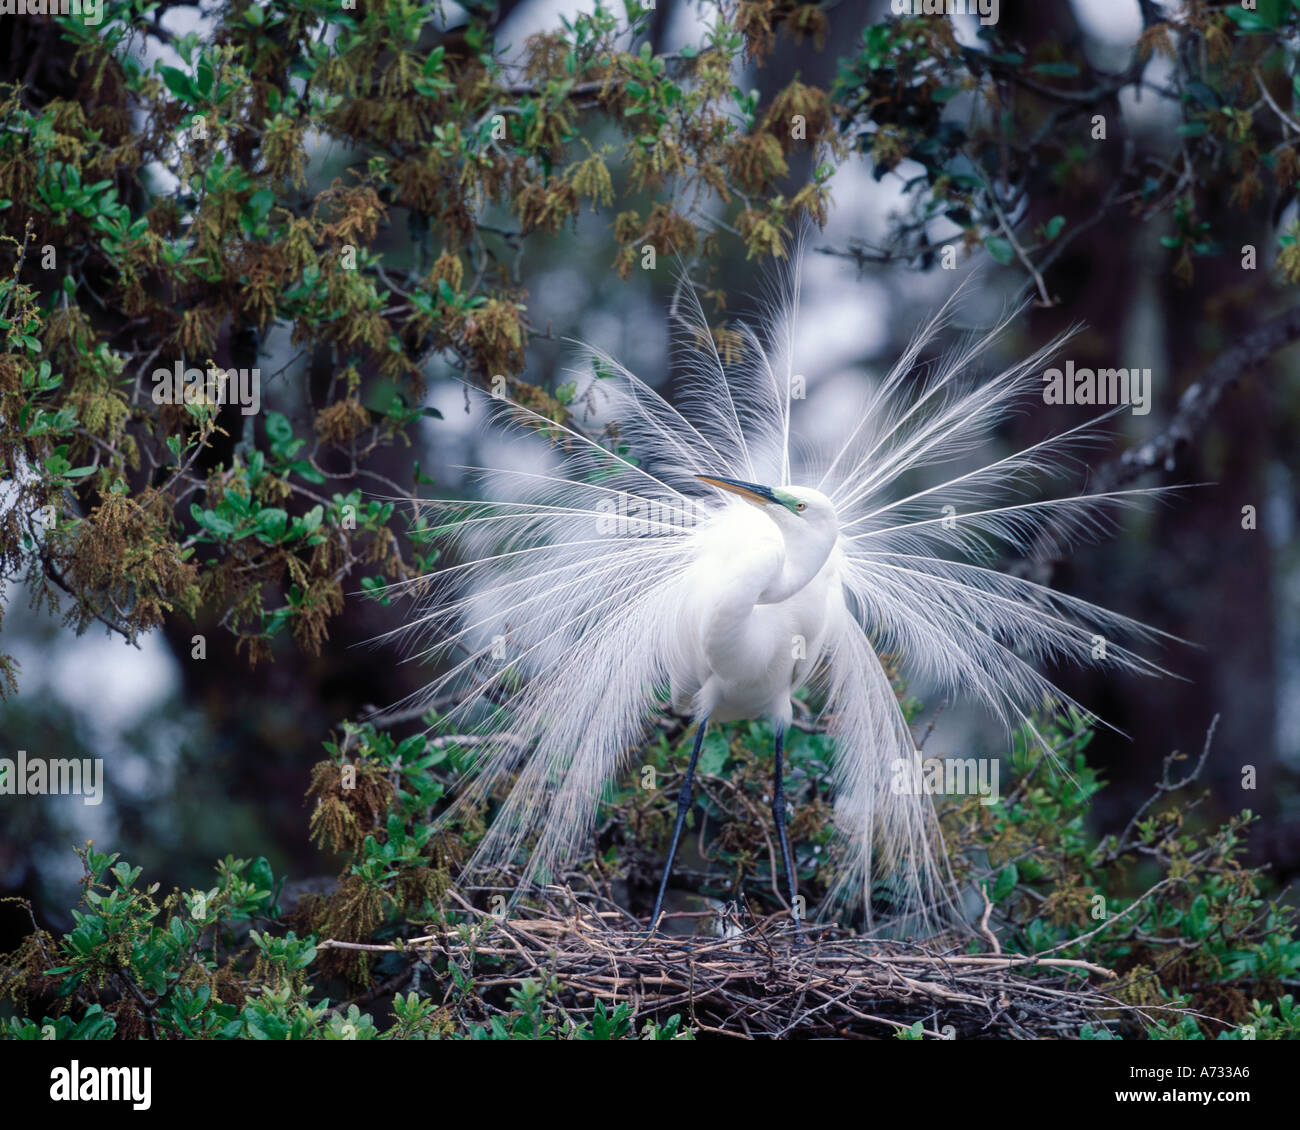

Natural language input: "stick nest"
[318,884,1187,1039]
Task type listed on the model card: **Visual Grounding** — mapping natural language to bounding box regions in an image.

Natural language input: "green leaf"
[244,188,275,221]
[194,56,214,100]
[1225,2,1283,33]
[158,65,197,103]
[288,461,325,484]
[991,862,1019,902]
[984,235,1014,265]
[1031,62,1080,78]
[249,856,274,895]
[265,411,293,444]
[1043,215,1065,241]
[1185,81,1221,110]
[696,731,729,777]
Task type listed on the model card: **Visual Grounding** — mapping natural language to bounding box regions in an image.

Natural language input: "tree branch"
[1097,301,1300,492]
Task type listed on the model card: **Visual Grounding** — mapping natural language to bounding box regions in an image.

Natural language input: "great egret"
[382,250,1177,934]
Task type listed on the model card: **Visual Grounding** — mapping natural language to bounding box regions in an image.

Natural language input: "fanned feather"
[380,251,1177,927]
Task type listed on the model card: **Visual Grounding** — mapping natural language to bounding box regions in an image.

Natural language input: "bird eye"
[795,502,806,512]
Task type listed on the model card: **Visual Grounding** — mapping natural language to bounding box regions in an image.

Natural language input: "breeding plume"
[382,252,1174,932]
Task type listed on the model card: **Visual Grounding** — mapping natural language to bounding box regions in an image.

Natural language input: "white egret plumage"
[380,248,1178,934]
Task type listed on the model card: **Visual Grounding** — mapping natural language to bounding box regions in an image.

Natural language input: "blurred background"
[1,0,1297,945]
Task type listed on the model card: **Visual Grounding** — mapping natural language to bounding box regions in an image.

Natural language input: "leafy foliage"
[829,2,1300,293]
[0,0,836,673]
[2,707,1295,1039]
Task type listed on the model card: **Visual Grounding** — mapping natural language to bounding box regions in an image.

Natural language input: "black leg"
[647,716,708,935]
[772,728,801,931]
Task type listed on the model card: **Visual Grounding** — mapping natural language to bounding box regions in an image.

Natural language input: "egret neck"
[757,504,838,603]
[695,475,840,603]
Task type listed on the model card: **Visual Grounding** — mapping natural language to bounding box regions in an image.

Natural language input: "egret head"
[697,476,838,536]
